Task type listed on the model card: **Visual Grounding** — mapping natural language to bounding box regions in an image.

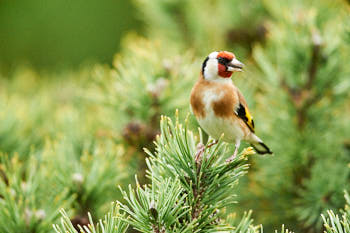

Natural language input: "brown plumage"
[190,74,208,118]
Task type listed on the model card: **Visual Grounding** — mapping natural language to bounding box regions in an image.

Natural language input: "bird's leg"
[195,143,205,163]
[226,139,241,163]
[204,140,218,160]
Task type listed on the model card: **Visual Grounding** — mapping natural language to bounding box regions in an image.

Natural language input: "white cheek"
[204,59,219,81]
[204,59,232,84]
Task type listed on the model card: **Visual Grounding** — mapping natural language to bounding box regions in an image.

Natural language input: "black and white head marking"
[202,51,220,81]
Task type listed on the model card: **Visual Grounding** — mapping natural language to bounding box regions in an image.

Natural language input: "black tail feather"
[251,142,273,154]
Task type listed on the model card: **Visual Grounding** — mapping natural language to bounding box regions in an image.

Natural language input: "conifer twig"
[280,30,323,130]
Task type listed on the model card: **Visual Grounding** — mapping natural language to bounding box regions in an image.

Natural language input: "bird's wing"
[234,89,255,133]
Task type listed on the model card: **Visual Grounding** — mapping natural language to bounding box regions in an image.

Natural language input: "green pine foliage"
[240,0,350,230]
[0,68,101,160]
[129,0,350,231]
[0,69,134,230]
[322,192,350,233]
[121,115,251,232]
[119,178,189,232]
[134,0,267,57]
[90,37,199,130]
[53,203,128,233]
[88,38,201,183]
[0,155,73,233]
[54,115,295,233]
[41,139,128,217]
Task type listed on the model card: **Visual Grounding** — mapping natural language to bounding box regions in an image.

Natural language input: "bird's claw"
[225,151,238,163]
[225,156,235,163]
[206,140,218,149]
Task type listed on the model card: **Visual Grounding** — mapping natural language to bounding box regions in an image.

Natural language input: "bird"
[190,51,272,162]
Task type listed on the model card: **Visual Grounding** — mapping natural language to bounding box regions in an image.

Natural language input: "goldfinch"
[190,51,272,162]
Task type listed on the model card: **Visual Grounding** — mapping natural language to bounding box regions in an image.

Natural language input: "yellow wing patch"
[236,103,255,133]
[245,108,255,132]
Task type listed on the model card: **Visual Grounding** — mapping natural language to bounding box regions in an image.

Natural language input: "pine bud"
[35,209,46,220]
[146,77,169,98]
[25,208,33,225]
[72,173,84,184]
[149,200,158,220]
[162,59,173,72]
[312,29,322,46]
[241,147,256,157]
[9,188,16,197]
[21,182,28,192]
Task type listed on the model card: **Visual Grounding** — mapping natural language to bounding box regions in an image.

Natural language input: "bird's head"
[201,51,244,81]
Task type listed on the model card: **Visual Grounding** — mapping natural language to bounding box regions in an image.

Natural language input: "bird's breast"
[190,80,238,119]
[197,107,246,142]
[190,82,246,142]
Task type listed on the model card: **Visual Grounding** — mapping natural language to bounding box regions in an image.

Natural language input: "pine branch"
[53,203,128,233]
[321,192,350,233]
[280,30,323,130]
[226,211,261,233]
[305,31,322,90]
[119,112,253,232]
[273,225,295,233]
[118,178,191,233]
[322,210,350,233]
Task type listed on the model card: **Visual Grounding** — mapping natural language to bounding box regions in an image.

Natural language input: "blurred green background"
[0,0,349,233]
[0,0,139,70]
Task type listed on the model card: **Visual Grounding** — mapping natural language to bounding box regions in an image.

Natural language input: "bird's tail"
[249,134,273,154]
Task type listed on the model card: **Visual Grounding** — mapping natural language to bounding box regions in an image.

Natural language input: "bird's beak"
[227,58,244,72]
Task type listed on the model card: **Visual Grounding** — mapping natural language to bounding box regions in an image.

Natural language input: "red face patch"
[218,63,232,78]
[217,51,235,78]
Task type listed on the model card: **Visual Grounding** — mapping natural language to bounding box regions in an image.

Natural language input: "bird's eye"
[218,57,230,65]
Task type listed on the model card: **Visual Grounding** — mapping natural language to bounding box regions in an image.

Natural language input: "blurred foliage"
[0,0,139,70]
[41,138,128,218]
[0,68,137,231]
[134,0,268,59]
[86,37,201,183]
[0,68,101,158]
[90,36,199,136]
[0,0,349,232]
[0,155,73,233]
[238,0,350,231]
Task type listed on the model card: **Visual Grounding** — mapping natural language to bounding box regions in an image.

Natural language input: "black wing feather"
[236,103,255,133]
